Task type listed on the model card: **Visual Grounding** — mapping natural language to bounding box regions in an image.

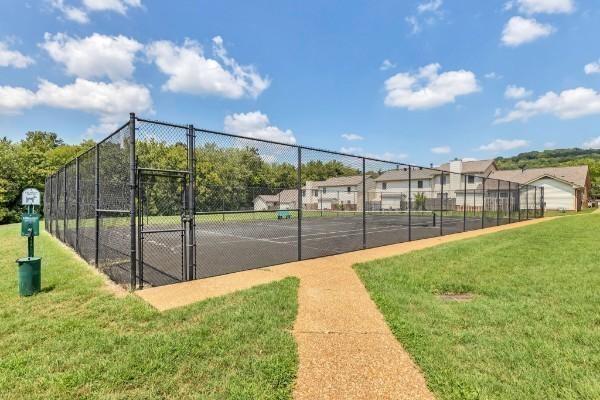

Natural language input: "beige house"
[253,175,375,211]
[254,161,590,212]
[372,160,496,209]
[489,166,590,211]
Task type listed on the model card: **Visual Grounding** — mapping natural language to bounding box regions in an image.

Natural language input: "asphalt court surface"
[82,213,514,287]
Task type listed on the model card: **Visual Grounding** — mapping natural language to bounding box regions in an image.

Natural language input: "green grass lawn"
[542,207,596,217]
[355,213,600,400]
[0,224,298,399]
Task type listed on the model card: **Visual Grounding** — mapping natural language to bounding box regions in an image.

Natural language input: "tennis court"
[117,209,495,286]
[44,115,543,289]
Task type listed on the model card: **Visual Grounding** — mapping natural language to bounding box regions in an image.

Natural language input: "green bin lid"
[16,256,41,262]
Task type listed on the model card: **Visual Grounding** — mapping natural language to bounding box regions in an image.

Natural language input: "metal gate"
[137,168,195,288]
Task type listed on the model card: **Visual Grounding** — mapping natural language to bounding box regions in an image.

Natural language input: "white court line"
[198,223,438,247]
[196,227,339,255]
[280,225,439,244]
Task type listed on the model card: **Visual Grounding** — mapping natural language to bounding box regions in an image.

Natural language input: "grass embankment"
[355,213,600,399]
[0,224,298,399]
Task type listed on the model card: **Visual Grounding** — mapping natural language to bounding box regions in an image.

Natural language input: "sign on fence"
[21,188,41,206]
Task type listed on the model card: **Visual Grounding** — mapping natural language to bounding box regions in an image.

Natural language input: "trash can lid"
[16,256,41,262]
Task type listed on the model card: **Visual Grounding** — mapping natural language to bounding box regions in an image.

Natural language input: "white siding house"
[489,166,590,211]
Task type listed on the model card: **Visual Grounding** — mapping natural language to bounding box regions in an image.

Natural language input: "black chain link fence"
[44,115,545,289]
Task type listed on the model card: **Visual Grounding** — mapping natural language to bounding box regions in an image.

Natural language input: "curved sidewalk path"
[138,218,551,399]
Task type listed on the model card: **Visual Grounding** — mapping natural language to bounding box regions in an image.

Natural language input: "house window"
[468,175,475,184]
[442,175,447,185]
[322,188,327,194]
[313,190,318,196]
[347,186,351,193]
[302,190,306,197]
[382,182,387,190]
[417,180,423,189]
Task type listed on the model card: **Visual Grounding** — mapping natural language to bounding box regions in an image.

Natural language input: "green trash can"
[16,257,41,296]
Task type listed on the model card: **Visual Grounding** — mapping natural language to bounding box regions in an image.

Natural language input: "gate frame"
[136,167,193,289]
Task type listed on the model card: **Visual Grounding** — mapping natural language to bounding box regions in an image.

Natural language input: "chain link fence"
[44,115,545,289]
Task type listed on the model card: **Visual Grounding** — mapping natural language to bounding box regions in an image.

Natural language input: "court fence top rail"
[44,114,545,290]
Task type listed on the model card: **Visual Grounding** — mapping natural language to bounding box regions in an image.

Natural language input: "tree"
[414,192,427,211]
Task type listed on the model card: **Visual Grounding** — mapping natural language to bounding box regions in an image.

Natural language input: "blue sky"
[1,0,600,166]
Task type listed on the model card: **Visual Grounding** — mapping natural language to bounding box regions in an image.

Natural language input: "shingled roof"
[439,159,496,174]
[317,175,366,187]
[374,168,439,181]
[489,166,589,188]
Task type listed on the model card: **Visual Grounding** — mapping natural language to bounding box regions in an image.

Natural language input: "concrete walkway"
[137,218,551,399]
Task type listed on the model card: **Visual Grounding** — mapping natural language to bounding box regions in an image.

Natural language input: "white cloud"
[431,145,451,154]
[507,0,574,14]
[147,37,270,99]
[49,0,90,24]
[485,72,502,79]
[505,85,532,99]
[41,33,143,81]
[406,0,444,34]
[495,87,600,123]
[543,141,556,148]
[340,146,363,154]
[584,60,600,75]
[384,63,480,110]
[479,139,529,152]
[36,78,152,132]
[224,111,296,144]
[341,133,364,141]
[417,0,443,13]
[0,86,37,115]
[0,41,34,68]
[49,0,141,24]
[0,78,152,131]
[340,146,408,161]
[366,151,408,161]
[501,16,554,47]
[405,16,421,34]
[380,59,396,71]
[583,136,600,149]
[462,157,478,162]
[82,0,141,14]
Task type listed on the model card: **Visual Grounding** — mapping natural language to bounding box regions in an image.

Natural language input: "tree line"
[1,131,362,223]
[0,132,94,224]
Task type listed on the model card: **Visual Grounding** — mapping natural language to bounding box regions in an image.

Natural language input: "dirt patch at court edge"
[137,218,553,399]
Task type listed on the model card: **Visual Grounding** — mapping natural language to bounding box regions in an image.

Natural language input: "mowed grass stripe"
[0,224,299,399]
[355,213,600,400]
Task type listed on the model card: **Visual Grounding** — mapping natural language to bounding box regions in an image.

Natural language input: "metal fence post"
[481,178,486,229]
[508,181,512,224]
[408,166,412,241]
[440,172,444,236]
[297,147,302,260]
[541,187,545,216]
[533,186,537,218]
[187,124,196,281]
[64,167,67,239]
[75,156,80,251]
[362,157,366,249]
[49,175,53,235]
[463,174,467,231]
[129,113,137,290]
[94,145,100,267]
[496,179,500,226]
[526,185,529,220]
[517,185,520,221]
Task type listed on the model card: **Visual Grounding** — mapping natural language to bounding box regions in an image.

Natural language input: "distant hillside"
[495,148,600,197]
